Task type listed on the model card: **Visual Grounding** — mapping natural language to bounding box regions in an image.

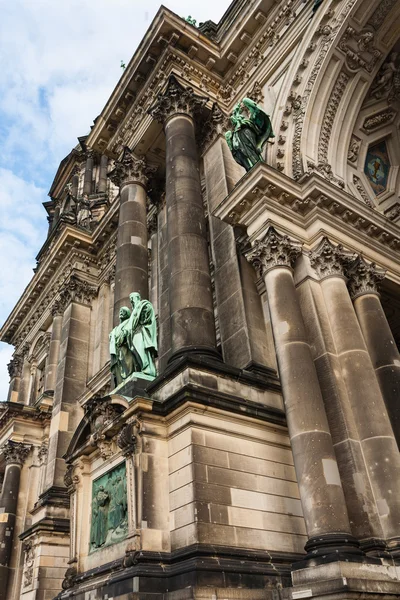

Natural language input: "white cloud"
[0,0,227,398]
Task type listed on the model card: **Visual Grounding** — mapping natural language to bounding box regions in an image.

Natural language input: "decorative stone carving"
[245,227,302,275]
[148,74,208,124]
[352,175,374,208]
[247,81,264,104]
[117,422,137,457]
[62,566,77,590]
[346,255,385,299]
[318,71,349,164]
[37,443,48,466]
[339,27,381,72]
[368,0,397,29]
[371,52,400,101]
[7,355,23,379]
[306,160,345,188]
[22,542,35,589]
[309,238,350,280]
[108,147,156,188]
[198,102,230,155]
[2,441,31,465]
[58,275,97,311]
[84,396,121,432]
[348,136,361,163]
[384,202,400,221]
[362,109,396,132]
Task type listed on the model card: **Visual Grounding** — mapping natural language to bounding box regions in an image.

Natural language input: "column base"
[360,537,390,559]
[284,561,400,600]
[168,346,223,364]
[292,534,373,571]
[387,536,400,562]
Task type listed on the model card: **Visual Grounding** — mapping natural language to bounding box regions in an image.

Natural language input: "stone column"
[44,307,63,394]
[98,154,108,193]
[43,276,94,494]
[71,166,80,199]
[6,355,23,403]
[0,442,30,593]
[108,147,153,325]
[17,347,31,405]
[246,228,360,562]
[82,149,94,197]
[313,240,400,549]
[149,75,218,362]
[348,256,400,447]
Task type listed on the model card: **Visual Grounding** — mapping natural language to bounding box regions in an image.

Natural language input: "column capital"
[148,74,208,125]
[2,441,31,466]
[7,355,23,379]
[57,275,97,311]
[108,147,156,188]
[346,255,385,299]
[245,227,302,275]
[198,102,230,155]
[309,237,352,280]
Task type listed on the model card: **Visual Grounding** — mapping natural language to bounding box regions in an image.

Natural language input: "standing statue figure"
[109,292,158,387]
[76,193,92,229]
[225,97,274,172]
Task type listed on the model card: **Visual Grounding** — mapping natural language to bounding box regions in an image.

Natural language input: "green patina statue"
[109,292,157,387]
[225,97,274,172]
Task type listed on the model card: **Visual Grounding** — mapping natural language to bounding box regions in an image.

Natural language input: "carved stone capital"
[117,422,137,457]
[148,74,208,125]
[198,102,230,155]
[245,227,302,275]
[309,237,351,280]
[58,275,97,310]
[108,147,156,188]
[345,255,385,299]
[7,355,23,379]
[2,441,31,465]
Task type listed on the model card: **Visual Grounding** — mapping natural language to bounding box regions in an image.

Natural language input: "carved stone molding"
[148,74,208,125]
[306,160,344,188]
[37,443,48,466]
[346,255,385,299]
[353,175,374,208]
[2,441,31,465]
[117,422,137,457]
[318,71,349,164]
[347,136,361,163]
[362,108,396,132]
[245,227,302,275]
[7,354,23,379]
[385,202,400,222]
[22,542,35,589]
[108,146,156,188]
[309,237,352,280]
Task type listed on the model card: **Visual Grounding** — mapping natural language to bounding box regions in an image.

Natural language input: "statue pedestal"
[111,372,155,398]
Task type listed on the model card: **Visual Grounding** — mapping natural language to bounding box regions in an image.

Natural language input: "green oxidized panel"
[90,462,128,552]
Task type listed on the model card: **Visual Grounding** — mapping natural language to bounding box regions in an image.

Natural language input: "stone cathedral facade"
[2,0,400,598]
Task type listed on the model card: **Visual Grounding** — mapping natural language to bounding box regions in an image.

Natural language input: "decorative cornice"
[108,147,156,188]
[245,227,302,275]
[309,237,351,280]
[2,441,31,465]
[148,75,208,125]
[345,255,385,299]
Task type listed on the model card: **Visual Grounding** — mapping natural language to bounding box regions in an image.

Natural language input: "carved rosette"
[7,355,23,379]
[117,422,137,457]
[345,255,385,299]
[309,237,351,280]
[2,441,31,465]
[245,227,302,275]
[108,146,156,188]
[148,74,208,125]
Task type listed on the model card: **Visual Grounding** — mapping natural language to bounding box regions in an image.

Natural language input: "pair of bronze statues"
[109,292,157,387]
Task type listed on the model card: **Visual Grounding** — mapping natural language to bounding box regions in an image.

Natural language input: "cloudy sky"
[0,0,226,399]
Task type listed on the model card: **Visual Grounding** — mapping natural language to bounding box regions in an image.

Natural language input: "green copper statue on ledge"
[109,292,157,387]
[225,97,274,172]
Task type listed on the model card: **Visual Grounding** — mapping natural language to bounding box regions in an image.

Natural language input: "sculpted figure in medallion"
[109,292,157,387]
[225,97,274,171]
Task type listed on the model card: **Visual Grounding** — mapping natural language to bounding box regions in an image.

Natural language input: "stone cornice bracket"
[309,237,354,281]
[117,422,137,457]
[2,441,31,465]
[58,275,97,310]
[147,74,208,126]
[345,255,385,300]
[244,227,302,275]
[108,146,156,189]
[7,354,23,379]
